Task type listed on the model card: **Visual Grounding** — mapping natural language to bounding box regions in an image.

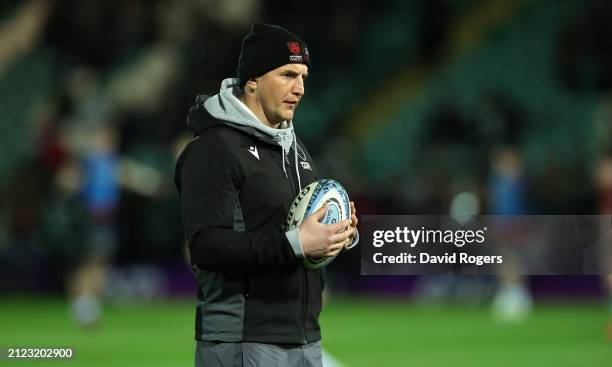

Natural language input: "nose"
[292,76,305,97]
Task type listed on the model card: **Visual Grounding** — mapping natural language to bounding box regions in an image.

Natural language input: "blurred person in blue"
[175,23,358,367]
[488,146,533,321]
[68,126,120,326]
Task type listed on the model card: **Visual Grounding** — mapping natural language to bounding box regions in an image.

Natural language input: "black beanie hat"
[237,22,310,86]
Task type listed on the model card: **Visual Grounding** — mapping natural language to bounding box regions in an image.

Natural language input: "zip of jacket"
[281,144,309,344]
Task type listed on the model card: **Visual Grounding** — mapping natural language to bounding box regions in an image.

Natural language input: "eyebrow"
[282,69,308,78]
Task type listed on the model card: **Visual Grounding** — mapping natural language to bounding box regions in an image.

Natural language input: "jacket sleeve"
[177,137,297,271]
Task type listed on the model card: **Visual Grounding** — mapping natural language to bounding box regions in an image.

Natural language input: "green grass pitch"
[0,297,610,366]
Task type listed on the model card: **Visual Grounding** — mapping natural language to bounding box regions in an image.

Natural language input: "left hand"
[346,201,358,247]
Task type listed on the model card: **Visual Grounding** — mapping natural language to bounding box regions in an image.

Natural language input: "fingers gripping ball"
[286,179,351,269]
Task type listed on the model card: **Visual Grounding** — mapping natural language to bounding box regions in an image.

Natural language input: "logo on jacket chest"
[247,146,259,160]
[296,144,312,170]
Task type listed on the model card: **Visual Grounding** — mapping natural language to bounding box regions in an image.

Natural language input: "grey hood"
[202,78,302,189]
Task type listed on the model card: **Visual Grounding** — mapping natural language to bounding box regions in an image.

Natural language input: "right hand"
[298,204,354,258]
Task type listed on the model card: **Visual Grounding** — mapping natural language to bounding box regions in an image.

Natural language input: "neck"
[240,94,281,129]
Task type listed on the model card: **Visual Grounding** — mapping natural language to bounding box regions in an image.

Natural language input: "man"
[175,23,358,367]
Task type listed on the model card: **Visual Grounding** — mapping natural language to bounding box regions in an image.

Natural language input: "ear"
[244,78,258,92]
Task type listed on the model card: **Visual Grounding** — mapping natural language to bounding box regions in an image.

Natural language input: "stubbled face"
[248,63,308,127]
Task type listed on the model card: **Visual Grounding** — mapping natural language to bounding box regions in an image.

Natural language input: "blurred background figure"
[593,154,612,337]
[488,146,532,322]
[67,126,120,326]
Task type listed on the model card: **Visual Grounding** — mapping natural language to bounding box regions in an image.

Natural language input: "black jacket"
[175,91,323,344]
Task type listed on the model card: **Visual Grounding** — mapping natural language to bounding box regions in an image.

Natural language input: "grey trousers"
[195,340,323,367]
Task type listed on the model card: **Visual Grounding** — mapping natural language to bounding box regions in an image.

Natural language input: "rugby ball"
[286,179,351,269]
